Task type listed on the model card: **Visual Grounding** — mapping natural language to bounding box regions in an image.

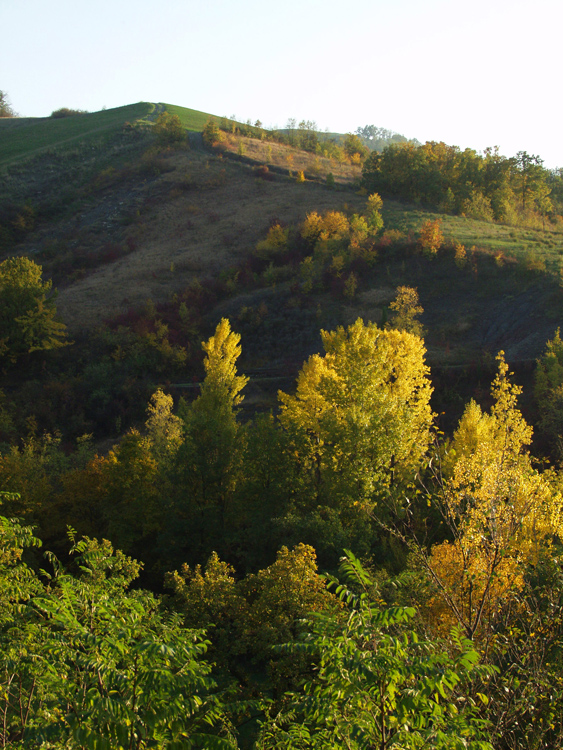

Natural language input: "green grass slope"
[0,102,229,169]
[0,103,154,167]
[162,103,216,131]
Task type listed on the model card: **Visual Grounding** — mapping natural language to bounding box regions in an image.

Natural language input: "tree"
[278,319,434,515]
[168,544,338,691]
[409,354,563,641]
[258,551,494,749]
[169,320,248,564]
[419,218,444,256]
[514,151,550,213]
[0,257,67,364]
[144,388,183,467]
[203,118,224,146]
[387,285,425,337]
[0,90,16,118]
[0,529,237,748]
[152,111,186,145]
[535,328,563,457]
[365,192,384,235]
[343,133,368,162]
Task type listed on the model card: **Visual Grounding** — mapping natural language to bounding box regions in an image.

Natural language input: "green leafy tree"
[0,502,47,747]
[343,133,368,162]
[258,551,495,749]
[169,320,248,565]
[514,151,551,214]
[153,111,186,145]
[168,544,338,693]
[0,522,237,749]
[534,328,563,457]
[203,118,224,146]
[365,192,384,235]
[0,257,67,364]
[0,90,16,117]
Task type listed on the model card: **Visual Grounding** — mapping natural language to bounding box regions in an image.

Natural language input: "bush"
[419,218,444,256]
[202,118,224,147]
[50,108,88,118]
[152,112,186,145]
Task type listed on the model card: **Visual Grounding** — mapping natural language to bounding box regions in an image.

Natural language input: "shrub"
[419,218,444,256]
[152,112,186,145]
[202,118,224,147]
[50,107,87,118]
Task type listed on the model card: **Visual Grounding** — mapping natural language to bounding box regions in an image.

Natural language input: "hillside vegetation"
[2,100,563,749]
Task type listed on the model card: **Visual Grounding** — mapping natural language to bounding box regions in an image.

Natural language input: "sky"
[1,0,562,167]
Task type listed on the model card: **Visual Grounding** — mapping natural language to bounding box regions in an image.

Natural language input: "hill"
[3,103,563,750]
[0,103,157,167]
[1,101,563,441]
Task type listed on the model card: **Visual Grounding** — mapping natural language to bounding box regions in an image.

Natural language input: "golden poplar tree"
[278,319,433,513]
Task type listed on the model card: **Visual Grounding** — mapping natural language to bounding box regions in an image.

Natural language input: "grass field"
[382,202,563,272]
[162,103,216,131]
[0,102,233,169]
[0,103,154,167]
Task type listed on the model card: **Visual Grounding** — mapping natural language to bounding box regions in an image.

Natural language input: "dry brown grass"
[220,135,362,185]
[55,145,366,331]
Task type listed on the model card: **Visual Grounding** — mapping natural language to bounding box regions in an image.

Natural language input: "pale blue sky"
[1,0,561,167]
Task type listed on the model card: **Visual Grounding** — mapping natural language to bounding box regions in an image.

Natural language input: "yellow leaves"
[201,318,248,408]
[255,223,289,259]
[366,192,383,213]
[387,286,425,337]
[427,540,523,638]
[319,211,349,242]
[426,353,563,639]
[419,218,444,256]
[300,212,323,244]
[278,319,434,500]
[240,543,338,653]
[454,242,467,268]
[145,389,183,462]
[168,545,338,661]
[300,210,349,245]
[168,551,244,627]
[279,353,340,438]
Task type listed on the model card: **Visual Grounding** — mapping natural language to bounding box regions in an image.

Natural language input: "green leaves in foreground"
[0,522,237,749]
[258,550,496,750]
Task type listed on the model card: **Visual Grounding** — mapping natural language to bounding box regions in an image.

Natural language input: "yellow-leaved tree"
[418,353,563,641]
[278,318,434,515]
[170,319,249,565]
[387,285,425,337]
